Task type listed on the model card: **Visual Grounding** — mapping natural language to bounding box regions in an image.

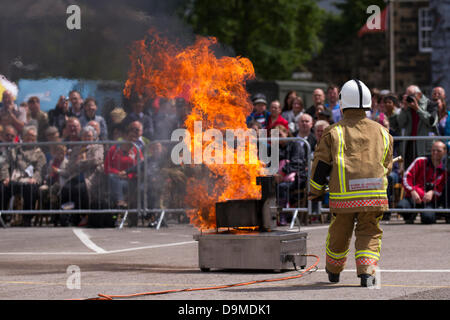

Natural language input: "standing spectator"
[305,88,326,119]
[435,98,447,136]
[382,95,401,137]
[104,121,144,210]
[122,93,154,141]
[294,113,317,152]
[0,90,26,136]
[397,85,436,168]
[431,86,446,102]
[397,140,447,224]
[267,100,289,132]
[246,93,270,129]
[2,126,46,226]
[282,90,297,114]
[152,98,181,141]
[27,96,49,142]
[68,90,84,118]
[79,97,108,140]
[325,85,341,123]
[48,95,70,135]
[281,97,304,134]
[314,104,333,124]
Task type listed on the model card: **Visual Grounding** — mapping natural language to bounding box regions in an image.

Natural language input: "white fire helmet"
[339,79,372,110]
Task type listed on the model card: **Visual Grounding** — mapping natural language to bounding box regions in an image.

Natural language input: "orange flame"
[124,31,263,229]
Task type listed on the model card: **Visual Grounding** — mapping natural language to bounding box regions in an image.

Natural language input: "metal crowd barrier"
[279,135,450,227]
[0,140,190,228]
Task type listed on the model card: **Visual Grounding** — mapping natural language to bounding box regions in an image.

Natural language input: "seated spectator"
[59,125,105,226]
[43,126,61,162]
[109,107,127,140]
[79,97,108,140]
[0,90,27,135]
[68,90,84,118]
[104,121,144,210]
[273,125,308,225]
[2,126,46,226]
[122,93,154,141]
[27,96,49,142]
[313,120,330,145]
[398,85,436,168]
[282,97,304,134]
[294,113,317,153]
[40,144,68,224]
[48,95,70,135]
[0,125,10,211]
[267,100,289,133]
[305,88,326,120]
[397,140,447,224]
[62,117,82,155]
[246,93,270,129]
[87,120,101,140]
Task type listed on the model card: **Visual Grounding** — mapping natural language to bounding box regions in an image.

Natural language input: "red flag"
[358,5,389,37]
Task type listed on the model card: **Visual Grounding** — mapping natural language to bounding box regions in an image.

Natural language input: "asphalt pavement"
[0,216,449,303]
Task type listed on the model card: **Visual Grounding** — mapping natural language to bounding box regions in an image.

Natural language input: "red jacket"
[403,156,447,199]
[104,144,143,179]
[267,114,289,131]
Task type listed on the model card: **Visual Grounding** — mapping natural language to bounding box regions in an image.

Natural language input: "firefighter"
[309,79,394,287]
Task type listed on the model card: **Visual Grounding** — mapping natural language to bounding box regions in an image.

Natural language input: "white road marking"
[106,241,197,254]
[0,238,197,255]
[72,228,107,254]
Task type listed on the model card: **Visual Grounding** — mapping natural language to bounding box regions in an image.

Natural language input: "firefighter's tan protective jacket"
[310,109,394,213]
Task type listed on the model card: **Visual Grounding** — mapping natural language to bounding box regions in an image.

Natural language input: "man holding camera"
[398,85,437,169]
[398,140,447,224]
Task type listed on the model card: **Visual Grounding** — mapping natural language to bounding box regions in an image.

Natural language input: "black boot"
[359,274,376,287]
[326,268,340,283]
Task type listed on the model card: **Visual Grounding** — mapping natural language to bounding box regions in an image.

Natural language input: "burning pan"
[215,199,262,229]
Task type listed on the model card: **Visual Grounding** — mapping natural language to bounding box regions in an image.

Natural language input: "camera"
[425,182,434,192]
[406,95,415,104]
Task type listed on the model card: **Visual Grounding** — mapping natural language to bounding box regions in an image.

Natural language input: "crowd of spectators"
[248,84,450,225]
[0,89,186,227]
[0,82,449,227]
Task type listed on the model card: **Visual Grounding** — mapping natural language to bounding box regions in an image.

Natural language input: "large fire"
[124,31,264,229]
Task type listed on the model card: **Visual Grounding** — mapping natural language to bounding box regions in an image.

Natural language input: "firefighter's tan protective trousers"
[325,211,383,276]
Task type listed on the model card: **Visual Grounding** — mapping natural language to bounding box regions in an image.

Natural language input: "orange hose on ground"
[87,254,320,300]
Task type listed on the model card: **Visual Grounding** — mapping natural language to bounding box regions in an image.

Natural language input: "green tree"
[182,0,325,80]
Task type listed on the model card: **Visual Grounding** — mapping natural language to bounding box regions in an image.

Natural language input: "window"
[418,7,433,53]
